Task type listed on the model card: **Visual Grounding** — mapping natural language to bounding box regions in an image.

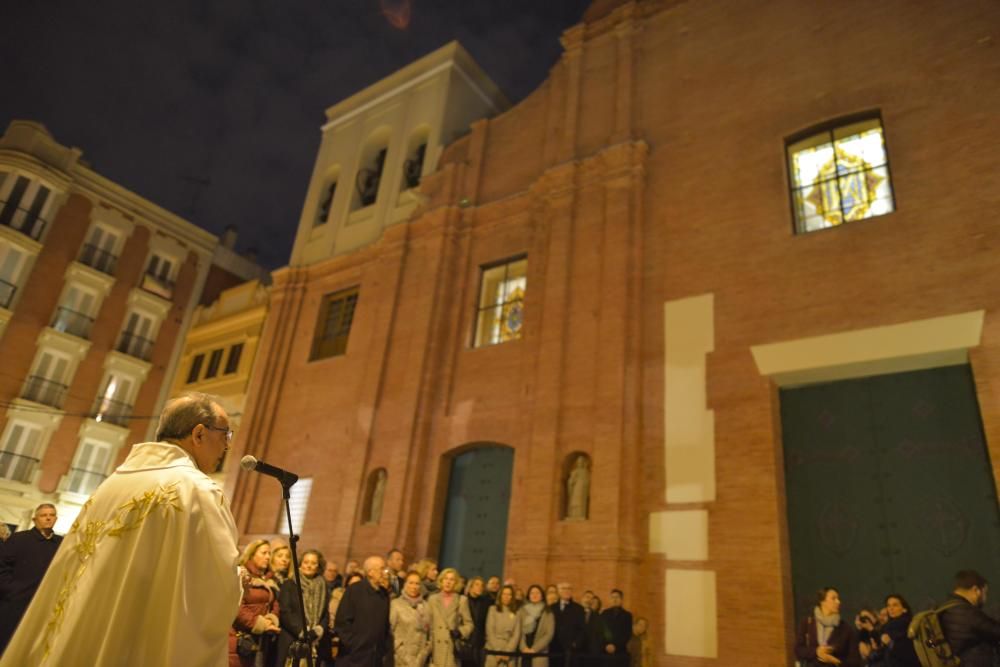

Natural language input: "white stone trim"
[64,261,114,299]
[126,286,172,321]
[665,569,718,658]
[650,509,709,561]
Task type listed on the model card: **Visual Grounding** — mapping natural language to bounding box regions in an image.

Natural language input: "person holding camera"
[854,608,884,666]
[428,568,474,667]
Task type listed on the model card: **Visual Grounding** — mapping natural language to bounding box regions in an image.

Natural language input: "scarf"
[300,572,327,628]
[813,607,840,646]
[521,602,545,635]
[402,592,431,634]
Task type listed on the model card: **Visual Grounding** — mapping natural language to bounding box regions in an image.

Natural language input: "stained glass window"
[788,117,895,233]
[474,257,527,347]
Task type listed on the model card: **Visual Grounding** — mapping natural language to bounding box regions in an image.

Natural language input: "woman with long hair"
[392,572,433,667]
[415,559,440,598]
[277,550,330,667]
[428,568,473,667]
[229,540,281,667]
[794,587,861,667]
[518,585,554,667]
[486,584,522,667]
[880,594,919,667]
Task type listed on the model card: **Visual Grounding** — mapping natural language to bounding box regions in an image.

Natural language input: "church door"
[438,445,514,579]
[780,364,1000,622]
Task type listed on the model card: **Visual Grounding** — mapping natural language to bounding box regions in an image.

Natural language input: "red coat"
[228,565,281,667]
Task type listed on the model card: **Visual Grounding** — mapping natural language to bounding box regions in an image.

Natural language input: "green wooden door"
[781,365,1000,622]
[439,446,514,579]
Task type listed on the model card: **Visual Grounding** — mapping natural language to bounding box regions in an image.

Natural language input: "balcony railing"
[0,278,15,309]
[0,451,40,483]
[116,331,154,361]
[93,396,133,427]
[22,375,69,409]
[51,306,95,339]
[66,466,108,495]
[78,243,118,276]
[0,200,47,241]
[140,271,174,300]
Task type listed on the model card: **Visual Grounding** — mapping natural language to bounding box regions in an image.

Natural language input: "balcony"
[0,450,40,483]
[116,332,154,361]
[51,306,95,339]
[66,466,108,495]
[78,243,118,276]
[0,200,47,241]
[22,375,69,409]
[92,396,133,428]
[0,278,15,309]
[140,271,174,300]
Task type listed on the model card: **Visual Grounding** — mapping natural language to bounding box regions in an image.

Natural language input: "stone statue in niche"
[565,455,591,520]
[369,469,387,524]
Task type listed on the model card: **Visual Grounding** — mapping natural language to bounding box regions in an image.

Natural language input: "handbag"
[236,632,259,658]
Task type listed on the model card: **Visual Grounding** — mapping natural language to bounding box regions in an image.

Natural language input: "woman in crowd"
[466,576,492,667]
[544,585,559,607]
[881,594,919,667]
[794,587,861,667]
[585,595,606,657]
[277,550,330,667]
[518,584,554,667]
[416,559,440,597]
[391,572,433,667]
[627,618,650,667]
[428,568,474,667]
[486,584,521,667]
[229,540,281,667]
[270,541,292,586]
[856,608,884,666]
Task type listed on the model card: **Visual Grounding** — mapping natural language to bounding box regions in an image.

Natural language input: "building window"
[473,256,527,347]
[283,477,313,535]
[787,116,895,234]
[205,348,224,379]
[66,440,112,495]
[79,225,120,275]
[0,242,28,310]
[117,311,156,361]
[224,343,244,375]
[0,174,52,241]
[0,422,43,483]
[187,354,205,383]
[315,178,337,227]
[93,373,136,427]
[23,351,71,408]
[51,285,99,339]
[311,287,359,360]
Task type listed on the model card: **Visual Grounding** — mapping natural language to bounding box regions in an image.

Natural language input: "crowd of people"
[229,544,652,667]
[794,571,1000,667]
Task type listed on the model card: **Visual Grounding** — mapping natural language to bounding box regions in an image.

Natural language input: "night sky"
[1,0,592,268]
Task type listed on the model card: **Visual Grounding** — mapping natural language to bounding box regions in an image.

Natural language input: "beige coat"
[427,593,474,667]
[486,606,522,667]
[518,606,554,667]
[391,597,432,667]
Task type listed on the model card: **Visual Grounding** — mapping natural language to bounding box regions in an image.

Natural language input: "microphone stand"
[278,476,315,667]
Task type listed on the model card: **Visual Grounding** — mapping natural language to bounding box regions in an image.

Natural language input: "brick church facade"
[227,1,1000,663]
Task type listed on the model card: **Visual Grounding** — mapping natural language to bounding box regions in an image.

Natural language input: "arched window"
[562,451,592,520]
[314,167,340,227]
[352,128,391,211]
[401,126,430,191]
[363,467,388,524]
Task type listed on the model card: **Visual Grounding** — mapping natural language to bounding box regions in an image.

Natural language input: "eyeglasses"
[203,424,234,444]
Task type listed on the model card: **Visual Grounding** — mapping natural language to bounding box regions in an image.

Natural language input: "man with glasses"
[1,392,241,667]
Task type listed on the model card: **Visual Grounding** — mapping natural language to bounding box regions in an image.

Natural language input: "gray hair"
[34,503,56,515]
[156,392,221,441]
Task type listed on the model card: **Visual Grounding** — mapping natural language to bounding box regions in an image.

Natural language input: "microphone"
[240,455,299,486]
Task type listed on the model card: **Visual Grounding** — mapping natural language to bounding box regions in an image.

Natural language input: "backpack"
[907,600,963,667]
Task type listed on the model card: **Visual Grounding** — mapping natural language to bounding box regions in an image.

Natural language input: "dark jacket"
[335,579,391,667]
[600,607,633,655]
[882,613,919,667]
[277,576,331,667]
[794,615,861,667]
[584,608,608,655]
[468,594,493,650]
[939,594,1000,667]
[550,600,587,655]
[0,527,62,651]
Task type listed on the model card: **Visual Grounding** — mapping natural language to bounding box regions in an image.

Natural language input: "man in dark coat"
[335,555,391,667]
[550,582,586,667]
[940,569,1000,667]
[0,503,62,652]
[600,589,633,667]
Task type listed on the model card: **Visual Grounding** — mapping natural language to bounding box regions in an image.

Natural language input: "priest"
[0,392,242,667]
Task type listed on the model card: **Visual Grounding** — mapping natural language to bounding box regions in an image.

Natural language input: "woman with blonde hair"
[415,559,440,597]
[229,540,281,667]
[428,568,473,667]
[486,584,521,667]
[392,571,433,667]
[270,540,292,586]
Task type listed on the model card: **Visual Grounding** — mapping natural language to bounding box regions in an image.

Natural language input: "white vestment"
[0,442,241,667]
